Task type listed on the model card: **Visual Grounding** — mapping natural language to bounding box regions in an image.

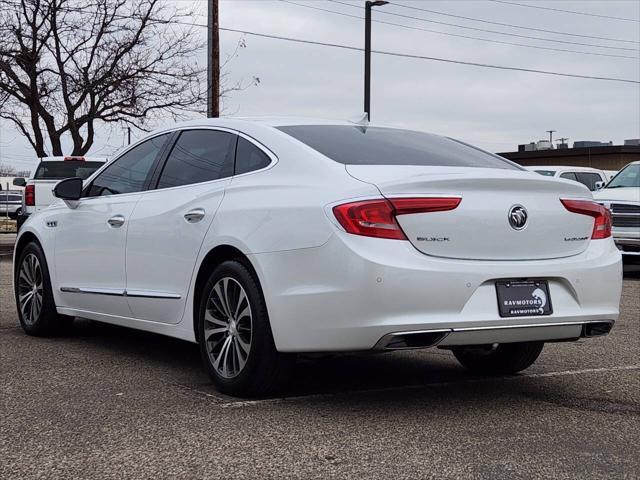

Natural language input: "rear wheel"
[15,242,74,336]
[198,260,292,397]
[452,341,544,374]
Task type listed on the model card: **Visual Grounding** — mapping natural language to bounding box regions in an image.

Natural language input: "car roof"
[527,165,604,172]
[169,116,359,128]
[38,157,107,162]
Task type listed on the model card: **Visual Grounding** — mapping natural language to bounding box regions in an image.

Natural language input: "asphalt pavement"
[1,251,638,479]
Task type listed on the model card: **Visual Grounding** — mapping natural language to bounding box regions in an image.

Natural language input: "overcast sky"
[1,0,639,172]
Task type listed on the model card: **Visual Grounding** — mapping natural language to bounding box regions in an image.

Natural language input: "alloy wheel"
[17,253,43,326]
[204,277,253,378]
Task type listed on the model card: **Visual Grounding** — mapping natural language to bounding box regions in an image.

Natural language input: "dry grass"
[0,218,17,233]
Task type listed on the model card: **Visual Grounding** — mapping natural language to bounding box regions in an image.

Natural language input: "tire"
[14,241,74,336]
[11,208,21,220]
[451,341,544,375]
[197,259,292,397]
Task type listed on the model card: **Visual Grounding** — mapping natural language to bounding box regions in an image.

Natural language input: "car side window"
[157,130,236,189]
[235,137,271,175]
[85,134,169,197]
[560,172,577,181]
[575,172,602,191]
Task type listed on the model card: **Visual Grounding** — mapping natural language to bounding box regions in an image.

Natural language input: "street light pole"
[364,1,388,122]
[207,0,220,118]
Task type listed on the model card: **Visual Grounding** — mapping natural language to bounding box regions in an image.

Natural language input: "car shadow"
[67,318,524,400]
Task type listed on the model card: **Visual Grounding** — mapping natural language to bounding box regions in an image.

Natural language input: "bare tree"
[0,0,248,157]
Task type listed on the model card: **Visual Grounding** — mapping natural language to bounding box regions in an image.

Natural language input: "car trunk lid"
[345,165,595,260]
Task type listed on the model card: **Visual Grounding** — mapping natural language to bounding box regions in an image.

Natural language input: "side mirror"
[53,177,83,206]
[13,177,26,187]
[594,181,605,190]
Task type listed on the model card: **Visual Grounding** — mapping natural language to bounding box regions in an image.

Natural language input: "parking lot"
[1,249,638,479]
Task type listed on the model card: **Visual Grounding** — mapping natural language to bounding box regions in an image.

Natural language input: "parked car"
[13,156,106,230]
[0,190,22,219]
[527,165,608,191]
[13,118,622,396]
[594,161,640,258]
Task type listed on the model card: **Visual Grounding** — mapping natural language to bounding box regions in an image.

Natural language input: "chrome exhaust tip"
[581,321,614,338]
[375,329,450,350]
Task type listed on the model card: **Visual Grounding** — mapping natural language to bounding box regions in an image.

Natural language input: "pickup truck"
[594,161,640,258]
[13,156,106,230]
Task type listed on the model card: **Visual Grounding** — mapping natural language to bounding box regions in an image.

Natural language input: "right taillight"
[332,197,461,240]
[24,184,35,206]
[560,199,611,239]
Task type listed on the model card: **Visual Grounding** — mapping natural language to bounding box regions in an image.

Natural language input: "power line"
[280,0,638,59]
[219,27,640,84]
[488,0,640,23]
[53,5,640,83]
[326,0,639,52]
[383,0,638,44]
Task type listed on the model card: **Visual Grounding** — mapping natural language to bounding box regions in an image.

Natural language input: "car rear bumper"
[251,233,622,352]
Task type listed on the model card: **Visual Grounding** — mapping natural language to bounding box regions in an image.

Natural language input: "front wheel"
[15,242,74,336]
[452,341,544,375]
[197,260,292,397]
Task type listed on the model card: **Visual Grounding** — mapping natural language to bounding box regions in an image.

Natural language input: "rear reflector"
[24,184,35,206]
[560,199,611,239]
[333,197,461,240]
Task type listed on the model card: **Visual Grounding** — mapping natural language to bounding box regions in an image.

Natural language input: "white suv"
[14,156,105,229]
[594,161,640,257]
[528,166,609,191]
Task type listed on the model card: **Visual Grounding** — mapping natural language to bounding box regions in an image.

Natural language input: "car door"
[54,134,170,317]
[125,128,237,324]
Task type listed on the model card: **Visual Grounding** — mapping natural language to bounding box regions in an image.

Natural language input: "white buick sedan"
[14,118,622,396]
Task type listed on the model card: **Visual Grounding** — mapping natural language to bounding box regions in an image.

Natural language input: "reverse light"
[24,184,35,206]
[560,199,611,240]
[333,197,461,240]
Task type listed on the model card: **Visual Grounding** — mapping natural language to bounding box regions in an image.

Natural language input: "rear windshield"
[34,161,103,180]
[535,170,556,176]
[277,125,519,169]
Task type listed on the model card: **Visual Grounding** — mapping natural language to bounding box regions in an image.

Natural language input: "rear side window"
[85,134,169,197]
[277,125,518,169]
[560,172,578,181]
[157,130,236,189]
[575,172,603,191]
[235,137,271,175]
[34,161,104,180]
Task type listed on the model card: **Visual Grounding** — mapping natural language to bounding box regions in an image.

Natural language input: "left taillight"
[560,199,611,239]
[332,197,461,240]
[24,184,35,206]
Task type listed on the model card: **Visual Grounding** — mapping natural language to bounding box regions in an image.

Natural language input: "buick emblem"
[509,205,528,230]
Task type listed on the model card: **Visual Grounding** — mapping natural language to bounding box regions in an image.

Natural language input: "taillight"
[64,156,85,161]
[333,197,461,240]
[24,184,35,206]
[560,199,611,239]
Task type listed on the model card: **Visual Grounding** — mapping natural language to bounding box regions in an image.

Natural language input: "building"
[498,141,640,171]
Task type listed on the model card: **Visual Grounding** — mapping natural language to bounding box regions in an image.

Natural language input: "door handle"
[184,208,206,223]
[107,215,125,228]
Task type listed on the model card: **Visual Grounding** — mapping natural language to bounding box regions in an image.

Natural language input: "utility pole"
[556,137,569,145]
[127,127,131,145]
[546,130,556,144]
[207,0,220,118]
[364,1,388,122]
